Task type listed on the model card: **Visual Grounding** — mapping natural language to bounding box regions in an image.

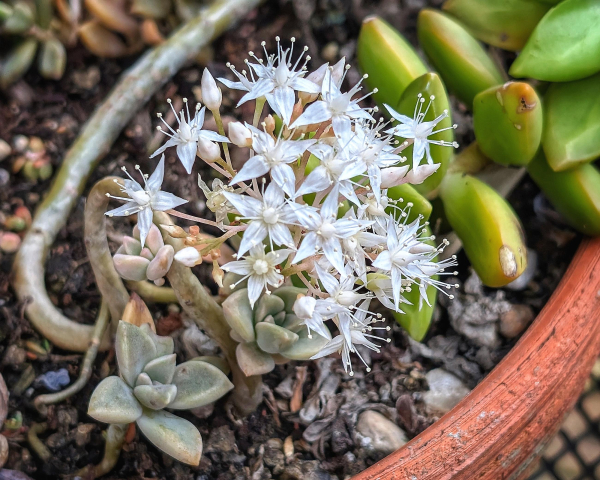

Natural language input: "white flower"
[174,246,202,267]
[291,68,374,136]
[201,68,222,111]
[106,156,187,247]
[223,182,296,256]
[222,245,291,308]
[298,57,347,103]
[384,95,458,170]
[230,126,315,197]
[196,137,221,163]
[291,185,373,274]
[218,37,320,125]
[198,176,234,224]
[372,215,458,310]
[293,295,339,340]
[151,99,229,174]
[228,121,252,147]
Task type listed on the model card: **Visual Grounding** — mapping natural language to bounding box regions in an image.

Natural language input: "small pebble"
[356,410,407,454]
[321,42,339,62]
[0,140,11,162]
[34,368,70,392]
[499,304,535,339]
[0,434,8,468]
[0,232,21,254]
[422,368,471,415]
[0,169,9,187]
[12,135,28,153]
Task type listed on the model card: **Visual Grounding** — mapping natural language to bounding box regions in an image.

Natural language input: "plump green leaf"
[222,288,255,343]
[280,327,332,361]
[88,376,142,424]
[385,184,433,222]
[542,72,600,171]
[255,323,299,354]
[254,294,284,324]
[169,360,233,409]
[189,356,231,375]
[394,73,454,194]
[236,342,275,376]
[473,82,542,167]
[357,16,428,108]
[509,0,600,82]
[0,39,38,90]
[116,321,157,387]
[527,151,600,235]
[140,323,174,357]
[38,38,66,81]
[418,9,504,106]
[2,2,34,34]
[442,0,550,51]
[133,384,177,410]
[271,286,306,312]
[143,354,176,384]
[136,373,153,386]
[136,409,202,465]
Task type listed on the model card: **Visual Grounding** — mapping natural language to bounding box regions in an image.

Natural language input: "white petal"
[223,192,263,218]
[137,207,153,247]
[295,166,332,197]
[106,201,140,217]
[293,231,318,264]
[314,264,339,295]
[247,275,265,308]
[151,192,188,211]
[230,155,270,184]
[268,223,295,248]
[322,237,345,274]
[263,182,284,206]
[237,78,274,107]
[192,107,206,129]
[176,141,198,174]
[198,130,230,143]
[238,221,268,257]
[331,115,352,137]
[412,139,427,169]
[290,77,321,94]
[290,101,331,128]
[267,86,295,125]
[385,104,415,125]
[147,155,165,191]
[149,138,178,159]
[319,184,340,220]
[218,78,248,91]
[271,164,296,197]
[372,250,392,270]
[222,259,252,275]
[310,336,343,360]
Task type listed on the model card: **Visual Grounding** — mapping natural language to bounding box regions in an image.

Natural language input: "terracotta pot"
[353,237,600,480]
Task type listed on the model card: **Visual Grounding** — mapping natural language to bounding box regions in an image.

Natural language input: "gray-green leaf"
[281,328,332,361]
[169,361,234,409]
[236,342,275,376]
[254,294,284,324]
[222,288,255,342]
[255,323,299,354]
[88,376,142,424]
[116,321,157,387]
[134,384,177,410]
[143,354,177,384]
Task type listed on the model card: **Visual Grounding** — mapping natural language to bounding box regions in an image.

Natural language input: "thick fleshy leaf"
[473,82,542,167]
[280,327,332,361]
[146,245,174,281]
[394,73,453,194]
[189,356,231,375]
[385,184,432,222]
[140,323,174,356]
[417,9,503,106]
[509,0,600,82]
[169,361,234,409]
[236,342,275,376]
[271,286,306,312]
[439,173,527,287]
[38,38,67,80]
[136,409,202,465]
[542,72,600,171]
[116,321,157,387]
[113,254,150,281]
[253,294,284,324]
[145,224,165,255]
[281,313,304,332]
[88,376,142,424]
[0,38,38,90]
[357,16,428,107]
[143,354,176,384]
[222,288,255,343]
[136,373,153,386]
[255,323,299,354]
[134,384,177,410]
[442,0,550,51]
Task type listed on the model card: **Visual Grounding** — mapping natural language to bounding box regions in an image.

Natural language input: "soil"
[0,0,581,479]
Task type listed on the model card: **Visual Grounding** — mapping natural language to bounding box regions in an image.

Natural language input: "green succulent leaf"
[38,38,66,81]
[271,286,307,312]
[116,321,157,387]
[542,72,600,171]
[236,342,275,376]
[0,38,38,90]
[442,0,550,51]
[136,373,153,386]
[394,72,454,194]
[280,327,332,361]
[281,313,304,331]
[417,9,504,106]
[509,0,600,82]
[254,294,284,324]
[131,0,172,19]
[136,409,202,466]
[222,288,255,343]
[189,356,231,375]
[527,151,600,235]
[133,384,178,410]
[439,173,527,287]
[143,354,177,385]
[357,16,428,108]
[2,1,34,34]
[88,376,142,424]
[123,236,143,256]
[473,82,543,167]
[385,184,433,222]
[255,322,299,354]
[141,323,174,357]
[169,360,234,409]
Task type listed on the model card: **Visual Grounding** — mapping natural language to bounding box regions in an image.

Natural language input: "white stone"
[422,368,471,415]
[356,410,407,454]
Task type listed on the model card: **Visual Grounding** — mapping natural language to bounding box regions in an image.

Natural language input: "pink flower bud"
[228,122,252,147]
[380,166,410,189]
[404,164,440,185]
[197,137,221,163]
[201,68,222,111]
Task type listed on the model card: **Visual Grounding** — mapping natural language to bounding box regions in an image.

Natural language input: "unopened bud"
[404,164,440,185]
[160,224,188,238]
[212,260,225,288]
[196,137,221,163]
[264,115,276,135]
[201,68,222,111]
[380,165,410,189]
[293,295,316,320]
[228,121,252,147]
[174,246,202,267]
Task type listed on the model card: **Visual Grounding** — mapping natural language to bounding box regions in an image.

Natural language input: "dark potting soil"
[0,1,581,479]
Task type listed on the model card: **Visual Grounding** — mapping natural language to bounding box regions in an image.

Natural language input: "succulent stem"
[76,423,128,479]
[11,0,264,352]
[156,212,263,416]
[125,280,179,304]
[27,423,51,461]
[33,302,110,416]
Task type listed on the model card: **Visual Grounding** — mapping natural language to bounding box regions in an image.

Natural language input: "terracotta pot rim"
[353,237,600,480]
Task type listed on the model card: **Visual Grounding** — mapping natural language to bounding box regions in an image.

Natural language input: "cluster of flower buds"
[105,37,459,375]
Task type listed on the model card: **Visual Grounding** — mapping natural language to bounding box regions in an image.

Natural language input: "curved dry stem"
[125,280,179,304]
[27,423,51,461]
[33,302,110,416]
[156,212,263,416]
[76,423,127,479]
[11,0,264,352]
[84,177,130,331]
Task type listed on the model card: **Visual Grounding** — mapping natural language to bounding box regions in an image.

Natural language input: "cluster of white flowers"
[106,37,459,375]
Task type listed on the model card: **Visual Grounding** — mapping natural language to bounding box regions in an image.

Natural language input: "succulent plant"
[113,224,174,286]
[88,320,233,465]
[222,285,332,376]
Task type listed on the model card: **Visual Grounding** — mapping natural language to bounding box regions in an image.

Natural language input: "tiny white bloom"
[151,99,229,174]
[293,295,338,340]
[106,156,187,247]
[228,121,253,147]
[201,68,222,111]
[222,245,291,308]
[174,246,202,267]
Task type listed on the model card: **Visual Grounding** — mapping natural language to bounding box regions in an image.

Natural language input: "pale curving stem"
[156,211,263,416]
[126,280,179,304]
[76,423,128,479]
[11,0,264,353]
